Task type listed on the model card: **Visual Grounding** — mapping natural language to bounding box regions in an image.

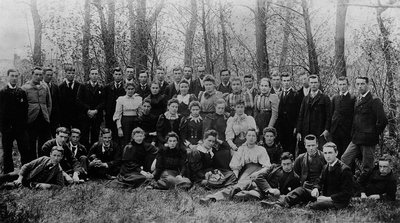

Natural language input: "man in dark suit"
[270,74,282,97]
[136,70,151,99]
[308,142,353,210]
[77,68,105,149]
[217,69,232,94]
[165,67,182,100]
[277,74,300,154]
[125,65,136,85]
[104,67,126,141]
[155,67,168,95]
[68,128,88,174]
[296,75,331,151]
[191,65,206,97]
[0,69,29,173]
[330,77,355,158]
[43,68,60,137]
[58,67,81,129]
[296,72,310,107]
[341,76,387,174]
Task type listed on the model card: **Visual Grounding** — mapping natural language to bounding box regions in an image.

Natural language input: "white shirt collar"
[303,87,310,96]
[188,115,202,123]
[330,159,338,167]
[7,83,17,89]
[361,91,370,98]
[90,81,97,87]
[221,82,230,87]
[196,145,214,158]
[177,94,190,104]
[340,91,349,96]
[69,142,78,156]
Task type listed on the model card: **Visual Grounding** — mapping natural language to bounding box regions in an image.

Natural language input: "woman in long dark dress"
[156,98,182,146]
[174,80,197,117]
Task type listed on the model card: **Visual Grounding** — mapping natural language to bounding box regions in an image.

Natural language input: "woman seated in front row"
[149,132,191,190]
[117,127,157,188]
[200,128,271,203]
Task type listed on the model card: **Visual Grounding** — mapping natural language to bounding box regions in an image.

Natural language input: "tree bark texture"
[82,0,91,81]
[31,0,42,66]
[255,0,269,79]
[201,0,211,73]
[220,0,228,68]
[184,0,198,66]
[301,0,319,75]
[334,0,348,78]
[278,0,293,73]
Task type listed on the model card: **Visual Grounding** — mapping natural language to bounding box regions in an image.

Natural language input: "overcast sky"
[0,0,399,61]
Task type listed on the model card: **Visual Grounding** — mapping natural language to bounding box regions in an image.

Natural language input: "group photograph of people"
[0,64,397,214]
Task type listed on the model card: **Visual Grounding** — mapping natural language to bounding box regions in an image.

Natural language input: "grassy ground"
[1,181,400,223]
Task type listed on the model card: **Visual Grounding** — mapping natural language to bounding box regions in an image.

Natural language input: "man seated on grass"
[40,127,84,183]
[0,146,64,190]
[68,128,88,175]
[117,127,158,188]
[307,142,353,210]
[261,134,326,208]
[88,128,122,179]
[233,152,300,201]
[356,154,397,201]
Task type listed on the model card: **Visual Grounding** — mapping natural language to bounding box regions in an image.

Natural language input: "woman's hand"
[118,128,124,137]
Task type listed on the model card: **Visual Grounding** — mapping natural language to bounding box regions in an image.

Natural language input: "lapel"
[356,92,371,107]
[282,170,295,189]
[310,91,322,107]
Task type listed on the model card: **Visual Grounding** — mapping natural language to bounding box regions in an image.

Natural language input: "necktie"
[68,82,72,89]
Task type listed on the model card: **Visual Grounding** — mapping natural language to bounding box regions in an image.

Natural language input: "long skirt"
[121,116,138,146]
[205,163,262,201]
[255,110,271,139]
[117,171,148,188]
[154,170,191,190]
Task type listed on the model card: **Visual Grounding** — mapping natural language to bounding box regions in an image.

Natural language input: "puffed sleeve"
[247,116,258,132]
[225,117,235,141]
[257,146,271,168]
[229,146,243,171]
[268,94,279,127]
[113,96,124,128]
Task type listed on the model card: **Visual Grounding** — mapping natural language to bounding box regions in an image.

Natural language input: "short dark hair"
[71,128,81,136]
[203,75,216,84]
[304,134,317,142]
[131,127,145,136]
[51,146,64,155]
[7,69,17,76]
[280,152,294,161]
[100,128,112,136]
[183,66,193,72]
[32,66,42,75]
[231,77,242,85]
[244,74,254,80]
[173,67,182,73]
[337,76,349,84]
[356,76,369,84]
[114,67,122,73]
[322,142,338,153]
[65,67,75,72]
[167,98,179,106]
[56,127,70,136]
[235,100,245,106]
[126,65,134,70]
[204,129,218,140]
[271,74,281,79]
[246,128,257,135]
[150,81,160,88]
[179,80,189,86]
[220,69,231,76]
[138,70,148,76]
[309,74,320,82]
[43,67,53,73]
[281,74,291,79]
[379,154,393,163]
[142,98,151,105]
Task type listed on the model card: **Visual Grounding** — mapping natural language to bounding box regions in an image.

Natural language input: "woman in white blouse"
[113,82,143,146]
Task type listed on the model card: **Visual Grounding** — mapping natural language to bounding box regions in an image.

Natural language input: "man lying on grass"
[0,146,64,190]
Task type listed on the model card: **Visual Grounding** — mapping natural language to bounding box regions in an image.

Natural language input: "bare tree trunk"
[377,7,396,138]
[219,0,228,68]
[184,0,198,66]
[31,0,42,66]
[94,0,117,83]
[128,0,136,67]
[278,1,293,73]
[255,0,269,79]
[334,0,348,78]
[301,0,319,75]
[201,0,211,73]
[136,0,148,75]
[82,0,91,81]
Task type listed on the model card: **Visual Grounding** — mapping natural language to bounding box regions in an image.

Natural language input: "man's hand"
[149,132,157,136]
[176,175,183,180]
[293,128,297,136]
[118,128,124,137]
[102,163,109,168]
[368,194,380,200]
[320,130,330,141]
[296,133,302,142]
[13,178,22,187]
[64,172,73,184]
[72,172,80,182]
[311,188,319,198]
[317,196,332,202]
[205,171,212,179]
[35,183,52,190]
[267,188,281,197]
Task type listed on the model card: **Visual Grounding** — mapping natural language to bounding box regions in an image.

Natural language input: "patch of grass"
[1,181,400,223]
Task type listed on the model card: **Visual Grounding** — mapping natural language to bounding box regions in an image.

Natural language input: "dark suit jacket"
[0,85,28,132]
[255,164,300,195]
[104,82,126,124]
[58,81,81,126]
[317,160,353,205]
[68,143,87,159]
[136,84,151,99]
[165,83,179,100]
[351,92,388,146]
[40,139,82,173]
[47,82,60,128]
[330,93,355,135]
[76,83,105,121]
[297,91,331,137]
[217,82,232,94]
[191,79,205,97]
[159,81,169,95]
[277,88,300,135]
[88,141,122,170]
[293,151,326,188]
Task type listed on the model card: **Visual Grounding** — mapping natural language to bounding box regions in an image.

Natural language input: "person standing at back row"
[58,67,81,129]
[341,76,387,174]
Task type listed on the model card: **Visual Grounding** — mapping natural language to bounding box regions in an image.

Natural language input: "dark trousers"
[27,114,51,160]
[80,117,102,150]
[279,126,296,155]
[105,116,120,146]
[331,129,351,159]
[59,116,80,130]
[309,200,348,210]
[0,172,18,184]
[121,116,138,147]
[341,142,375,174]
[284,186,316,206]
[1,129,30,173]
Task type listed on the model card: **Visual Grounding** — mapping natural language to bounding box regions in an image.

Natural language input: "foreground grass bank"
[1,181,399,223]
